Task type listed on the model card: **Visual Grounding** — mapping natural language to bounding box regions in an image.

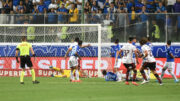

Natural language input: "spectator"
[13,0,20,11]
[47,8,57,24]
[146,0,156,13]
[91,1,98,13]
[139,6,148,22]
[0,0,3,13]
[76,0,87,12]
[69,3,79,23]
[103,14,113,26]
[103,0,110,13]
[48,0,58,10]
[57,3,68,24]
[135,0,144,13]
[117,2,127,13]
[4,0,13,14]
[108,2,117,21]
[175,15,180,41]
[8,10,14,24]
[165,0,176,12]
[16,1,26,14]
[90,10,100,24]
[129,6,137,24]
[24,0,33,13]
[0,9,7,24]
[33,0,41,5]
[174,0,180,13]
[44,0,51,10]
[66,0,76,10]
[84,1,91,13]
[37,0,47,13]
[126,0,134,13]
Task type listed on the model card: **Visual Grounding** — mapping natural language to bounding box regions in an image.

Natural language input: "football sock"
[154,73,162,84]
[75,70,79,80]
[140,70,147,81]
[147,69,151,79]
[70,70,75,80]
[126,70,130,82]
[31,69,36,81]
[116,71,122,81]
[53,67,60,71]
[169,71,178,81]
[133,70,137,81]
[161,70,165,79]
[20,70,25,82]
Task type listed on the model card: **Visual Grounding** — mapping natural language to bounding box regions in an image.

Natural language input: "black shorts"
[20,56,33,68]
[142,62,156,70]
[123,63,135,69]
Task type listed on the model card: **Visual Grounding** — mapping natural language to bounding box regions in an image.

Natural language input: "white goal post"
[0,24,103,77]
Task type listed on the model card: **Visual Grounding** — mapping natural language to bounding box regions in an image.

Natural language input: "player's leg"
[147,68,151,80]
[167,62,179,82]
[151,70,162,85]
[132,66,138,86]
[27,56,39,84]
[70,67,75,81]
[161,62,168,79]
[124,64,130,85]
[114,59,122,82]
[140,63,149,84]
[20,56,25,84]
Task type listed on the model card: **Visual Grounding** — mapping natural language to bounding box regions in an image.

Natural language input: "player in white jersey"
[139,37,162,85]
[116,37,139,86]
[65,40,82,82]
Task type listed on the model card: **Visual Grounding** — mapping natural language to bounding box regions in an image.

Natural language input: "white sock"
[70,70,75,80]
[169,71,178,81]
[75,70,79,80]
[116,71,122,81]
[147,69,151,79]
[161,70,165,79]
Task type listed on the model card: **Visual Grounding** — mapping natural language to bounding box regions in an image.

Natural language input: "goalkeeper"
[16,36,39,84]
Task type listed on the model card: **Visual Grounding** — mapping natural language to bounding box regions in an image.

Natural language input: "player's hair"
[167,40,171,45]
[129,37,134,41]
[140,37,148,45]
[115,39,119,44]
[102,70,107,76]
[147,37,151,41]
[74,37,80,42]
[21,36,27,41]
[78,40,83,46]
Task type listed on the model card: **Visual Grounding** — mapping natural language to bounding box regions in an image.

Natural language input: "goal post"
[0,24,104,77]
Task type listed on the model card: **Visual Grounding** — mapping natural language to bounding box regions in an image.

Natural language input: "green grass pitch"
[0,77,180,101]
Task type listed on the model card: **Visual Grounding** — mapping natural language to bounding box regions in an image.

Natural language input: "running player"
[113,39,122,82]
[161,40,179,83]
[102,70,122,82]
[139,37,162,85]
[16,36,39,84]
[116,37,139,86]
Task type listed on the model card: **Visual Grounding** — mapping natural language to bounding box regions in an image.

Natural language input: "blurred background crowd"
[0,0,180,42]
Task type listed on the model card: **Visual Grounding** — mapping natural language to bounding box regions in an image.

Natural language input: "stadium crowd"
[0,0,180,42]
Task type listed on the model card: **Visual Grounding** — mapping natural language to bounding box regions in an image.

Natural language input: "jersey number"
[124,50,130,57]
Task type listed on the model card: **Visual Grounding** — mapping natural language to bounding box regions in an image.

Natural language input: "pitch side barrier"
[0,43,180,58]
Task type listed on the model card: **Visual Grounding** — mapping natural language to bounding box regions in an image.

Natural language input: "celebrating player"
[102,70,122,82]
[65,40,90,82]
[116,37,139,86]
[112,39,122,82]
[15,36,39,84]
[139,37,162,85]
[161,40,179,83]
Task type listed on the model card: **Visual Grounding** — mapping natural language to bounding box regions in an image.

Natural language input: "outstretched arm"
[81,44,91,48]
[15,49,19,63]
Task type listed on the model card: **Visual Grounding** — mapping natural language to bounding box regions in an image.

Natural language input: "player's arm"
[169,50,175,58]
[142,50,148,59]
[15,48,19,63]
[80,44,91,48]
[134,50,139,64]
[75,52,81,60]
[30,47,36,57]
[64,48,72,59]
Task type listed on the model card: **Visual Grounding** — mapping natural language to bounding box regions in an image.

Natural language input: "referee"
[16,36,39,84]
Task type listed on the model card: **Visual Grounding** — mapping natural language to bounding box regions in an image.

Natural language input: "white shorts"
[114,59,122,68]
[164,62,175,70]
[69,56,78,68]
[133,58,136,65]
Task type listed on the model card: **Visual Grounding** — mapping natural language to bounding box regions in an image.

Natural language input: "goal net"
[0,24,115,77]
